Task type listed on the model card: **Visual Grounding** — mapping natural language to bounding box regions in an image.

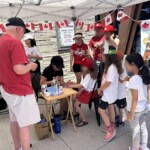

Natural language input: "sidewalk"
[0,99,150,150]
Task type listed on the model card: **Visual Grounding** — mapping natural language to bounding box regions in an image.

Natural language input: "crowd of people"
[0,17,150,150]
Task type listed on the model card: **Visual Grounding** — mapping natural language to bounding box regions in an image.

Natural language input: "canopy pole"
[15,1,25,17]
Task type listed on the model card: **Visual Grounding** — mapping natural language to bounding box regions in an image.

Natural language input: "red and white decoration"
[76,19,84,30]
[117,11,129,22]
[25,22,35,31]
[86,23,95,32]
[56,20,69,28]
[102,13,113,26]
[39,22,53,31]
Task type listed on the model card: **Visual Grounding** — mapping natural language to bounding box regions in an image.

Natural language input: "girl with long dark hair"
[97,48,122,142]
[125,52,150,150]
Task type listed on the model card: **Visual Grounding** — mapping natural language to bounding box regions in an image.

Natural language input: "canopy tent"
[0,0,149,21]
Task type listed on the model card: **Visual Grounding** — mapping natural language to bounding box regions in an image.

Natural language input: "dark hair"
[126,52,150,85]
[104,54,122,74]
[29,39,37,47]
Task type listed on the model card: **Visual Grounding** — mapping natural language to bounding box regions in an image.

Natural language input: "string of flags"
[0,10,149,32]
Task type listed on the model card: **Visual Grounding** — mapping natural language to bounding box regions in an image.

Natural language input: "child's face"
[146,43,150,51]
[81,66,88,73]
[125,61,134,73]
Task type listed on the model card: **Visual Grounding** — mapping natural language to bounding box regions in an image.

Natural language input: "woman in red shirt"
[70,31,88,83]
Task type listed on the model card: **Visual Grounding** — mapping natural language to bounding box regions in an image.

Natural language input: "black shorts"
[73,64,81,73]
[115,98,127,109]
[99,100,114,110]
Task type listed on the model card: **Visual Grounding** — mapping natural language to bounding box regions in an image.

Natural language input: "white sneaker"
[141,145,150,150]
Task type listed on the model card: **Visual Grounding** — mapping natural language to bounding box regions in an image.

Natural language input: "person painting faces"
[0,17,40,150]
[70,30,88,83]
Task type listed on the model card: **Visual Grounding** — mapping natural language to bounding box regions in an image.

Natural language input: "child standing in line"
[68,57,97,127]
[125,53,150,150]
[98,48,122,142]
[115,51,128,127]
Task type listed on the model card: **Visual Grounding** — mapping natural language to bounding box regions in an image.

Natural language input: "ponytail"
[126,52,150,85]
[139,65,150,85]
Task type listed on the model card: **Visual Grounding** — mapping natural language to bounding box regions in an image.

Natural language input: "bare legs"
[74,100,87,122]
[10,122,20,150]
[10,121,31,150]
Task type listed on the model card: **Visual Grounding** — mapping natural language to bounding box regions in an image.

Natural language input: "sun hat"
[6,17,30,33]
[24,34,34,41]
[81,57,94,70]
[73,30,84,40]
[94,23,103,31]
[103,25,117,32]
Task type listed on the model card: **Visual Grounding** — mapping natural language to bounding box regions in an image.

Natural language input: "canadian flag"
[86,23,95,32]
[117,11,129,22]
[141,21,150,29]
[39,22,53,31]
[76,19,84,30]
[0,24,6,32]
[102,14,113,26]
[56,20,69,28]
[25,23,35,30]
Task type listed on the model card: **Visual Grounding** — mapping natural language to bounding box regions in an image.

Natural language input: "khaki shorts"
[1,87,41,127]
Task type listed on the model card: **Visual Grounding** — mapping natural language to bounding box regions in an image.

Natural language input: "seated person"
[40,56,67,119]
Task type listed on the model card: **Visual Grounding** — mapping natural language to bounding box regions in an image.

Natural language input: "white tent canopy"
[0,0,149,21]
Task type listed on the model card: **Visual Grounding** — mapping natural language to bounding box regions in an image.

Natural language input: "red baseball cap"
[81,57,94,70]
[103,25,117,32]
[94,23,103,31]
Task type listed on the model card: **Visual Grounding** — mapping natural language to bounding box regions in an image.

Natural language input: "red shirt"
[0,34,33,96]
[71,43,88,64]
[88,35,106,61]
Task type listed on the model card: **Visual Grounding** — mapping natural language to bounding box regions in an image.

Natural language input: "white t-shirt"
[81,74,97,92]
[25,46,42,62]
[101,64,119,104]
[117,62,127,99]
[127,75,148,112]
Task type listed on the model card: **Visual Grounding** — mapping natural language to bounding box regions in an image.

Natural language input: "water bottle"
[53,115,61,134]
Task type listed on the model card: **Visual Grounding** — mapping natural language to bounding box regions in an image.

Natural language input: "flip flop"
[76,121,88,127]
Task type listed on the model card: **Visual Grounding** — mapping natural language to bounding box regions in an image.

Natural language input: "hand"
[97,88,103,96]
[55,76,61,82]
[29,62,37,71]
[127,112,134,122]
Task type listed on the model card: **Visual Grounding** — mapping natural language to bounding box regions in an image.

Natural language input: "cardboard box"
[35,114,49,140]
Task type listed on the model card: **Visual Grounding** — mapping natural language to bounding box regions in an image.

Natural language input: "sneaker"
[118,121,125,127]
[103,126,116,142]
[101,126,109,133]
[141,145,150,150]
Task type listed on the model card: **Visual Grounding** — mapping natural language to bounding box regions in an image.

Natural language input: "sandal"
[76,120,88,127]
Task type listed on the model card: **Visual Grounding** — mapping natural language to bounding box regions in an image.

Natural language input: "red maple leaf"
[26,23,30,27]
[106,18,110,23]
[142,22,149,29]
[61,22,64,26]
[118,13,123,18]
[44,24,48,28]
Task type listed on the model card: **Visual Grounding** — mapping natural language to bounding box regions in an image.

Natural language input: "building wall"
[1,17,95,81]
[28,17,95,81]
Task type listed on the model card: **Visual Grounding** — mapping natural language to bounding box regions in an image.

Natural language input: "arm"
[13,62,37,75]
[88,46,94,59]
[28,54,43,60]
[40,76,52,86]
[127,89,138,121]
[70,49,74,71]
[69,83,82,89]
[98,81,111,95]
